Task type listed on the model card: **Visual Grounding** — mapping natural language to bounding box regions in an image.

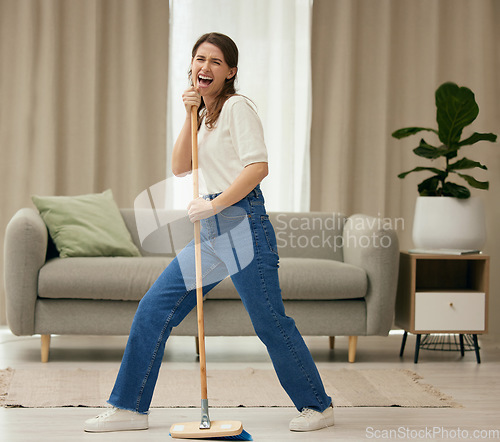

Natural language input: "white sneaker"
[289,403,334,432]
[84,407,149,432]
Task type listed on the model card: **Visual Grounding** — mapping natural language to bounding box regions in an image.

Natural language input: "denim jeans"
[108,185,332,414]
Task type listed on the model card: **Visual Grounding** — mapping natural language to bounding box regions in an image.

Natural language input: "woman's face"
[191,42,236,101]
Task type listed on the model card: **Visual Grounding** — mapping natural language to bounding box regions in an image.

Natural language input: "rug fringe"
[400,369,463,408]
[0,368,15,405]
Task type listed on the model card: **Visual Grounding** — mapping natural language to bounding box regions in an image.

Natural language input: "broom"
[169,106,252,441]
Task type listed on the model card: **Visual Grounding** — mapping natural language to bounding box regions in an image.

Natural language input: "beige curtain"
[311,0,500,337]
[0,0,169,324]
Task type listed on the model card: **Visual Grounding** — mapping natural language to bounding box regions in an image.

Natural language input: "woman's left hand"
[187,197,216,222]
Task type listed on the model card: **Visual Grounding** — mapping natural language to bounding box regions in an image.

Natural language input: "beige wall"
[1,0,499,339]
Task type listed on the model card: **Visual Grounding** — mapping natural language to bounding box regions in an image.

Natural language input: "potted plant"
[392,82,497,250]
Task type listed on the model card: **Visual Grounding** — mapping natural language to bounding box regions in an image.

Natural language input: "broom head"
[170,420,252,440]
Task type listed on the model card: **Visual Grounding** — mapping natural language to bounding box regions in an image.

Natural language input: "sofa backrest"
[121,208,191,257]
[121,209,346,262]
[268,212,345,261]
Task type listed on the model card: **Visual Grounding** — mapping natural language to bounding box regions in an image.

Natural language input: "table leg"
[414,334,421,364]
[472,334,481,364]
[400,331,408,357]
[459,334,465,357]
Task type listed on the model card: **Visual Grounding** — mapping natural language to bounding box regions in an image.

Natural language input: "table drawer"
[414,291,485,332]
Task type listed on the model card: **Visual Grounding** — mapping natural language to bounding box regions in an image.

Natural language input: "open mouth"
[198,74,213,88]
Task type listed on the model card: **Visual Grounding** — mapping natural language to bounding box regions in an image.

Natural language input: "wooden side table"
[395,251,489,363]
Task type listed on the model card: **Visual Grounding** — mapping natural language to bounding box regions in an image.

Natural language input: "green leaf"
[456,173,489,190]
[441,181,471,199]
[457,132,498,147]
[413,139,457,159]
[445,148,459,160]
[398,166,446,179]
[435,82,479,146]
[413,145,440,159]
[392,127,439,139]
[448,157,487,171]
[418,176,440,195]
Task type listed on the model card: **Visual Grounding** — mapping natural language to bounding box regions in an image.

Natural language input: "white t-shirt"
[197,95,268,195]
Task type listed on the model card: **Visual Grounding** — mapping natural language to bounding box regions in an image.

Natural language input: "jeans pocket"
[218,205,248,220]
[261,214,279,256]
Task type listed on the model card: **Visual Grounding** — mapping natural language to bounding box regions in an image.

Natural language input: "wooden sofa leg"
[41,334,51,363]
[195,336,200,355]
[348,336,357,363]
[329,336,335,350]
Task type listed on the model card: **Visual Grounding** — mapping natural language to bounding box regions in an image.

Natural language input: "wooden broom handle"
[191,106,208,401]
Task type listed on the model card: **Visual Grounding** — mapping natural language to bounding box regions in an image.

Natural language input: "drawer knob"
[449,302,454,307]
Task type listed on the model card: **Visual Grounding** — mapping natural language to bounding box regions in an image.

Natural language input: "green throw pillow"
[32,189,141,258]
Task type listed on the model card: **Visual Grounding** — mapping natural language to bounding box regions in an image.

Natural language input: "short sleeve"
[228,97,268,167]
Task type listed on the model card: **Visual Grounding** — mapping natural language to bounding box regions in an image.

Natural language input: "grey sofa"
[4,208,399,362]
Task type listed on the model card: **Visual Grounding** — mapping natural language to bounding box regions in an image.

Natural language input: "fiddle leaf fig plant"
[392,82,497,199]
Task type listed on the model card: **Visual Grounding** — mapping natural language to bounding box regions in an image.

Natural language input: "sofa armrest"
[342,214,400,335]
[4,208,48,335]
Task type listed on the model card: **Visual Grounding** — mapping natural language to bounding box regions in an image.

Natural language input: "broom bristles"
[205,428,253,440]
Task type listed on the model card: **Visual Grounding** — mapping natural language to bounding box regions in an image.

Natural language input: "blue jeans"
[108,185,332,414]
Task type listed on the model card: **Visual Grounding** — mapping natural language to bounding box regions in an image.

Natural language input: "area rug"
[0,367,460,409]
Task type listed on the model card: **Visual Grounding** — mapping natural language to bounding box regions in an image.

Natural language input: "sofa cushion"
[32,189,141,258]
[205,257,367,301]
[38,257,172,301]
[38,256,367,303]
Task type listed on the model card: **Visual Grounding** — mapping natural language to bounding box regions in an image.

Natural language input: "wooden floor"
[1,327,500,441]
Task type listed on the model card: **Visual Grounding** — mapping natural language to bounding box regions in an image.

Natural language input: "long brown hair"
[189,33,238,129]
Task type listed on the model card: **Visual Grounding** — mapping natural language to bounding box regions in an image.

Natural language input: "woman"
[84,32,333,434]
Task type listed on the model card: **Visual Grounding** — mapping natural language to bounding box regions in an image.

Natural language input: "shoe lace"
[96,408,117,420]
[298,408,318,420]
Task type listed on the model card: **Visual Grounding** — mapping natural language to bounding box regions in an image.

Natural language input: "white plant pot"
[412,196,486,250]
